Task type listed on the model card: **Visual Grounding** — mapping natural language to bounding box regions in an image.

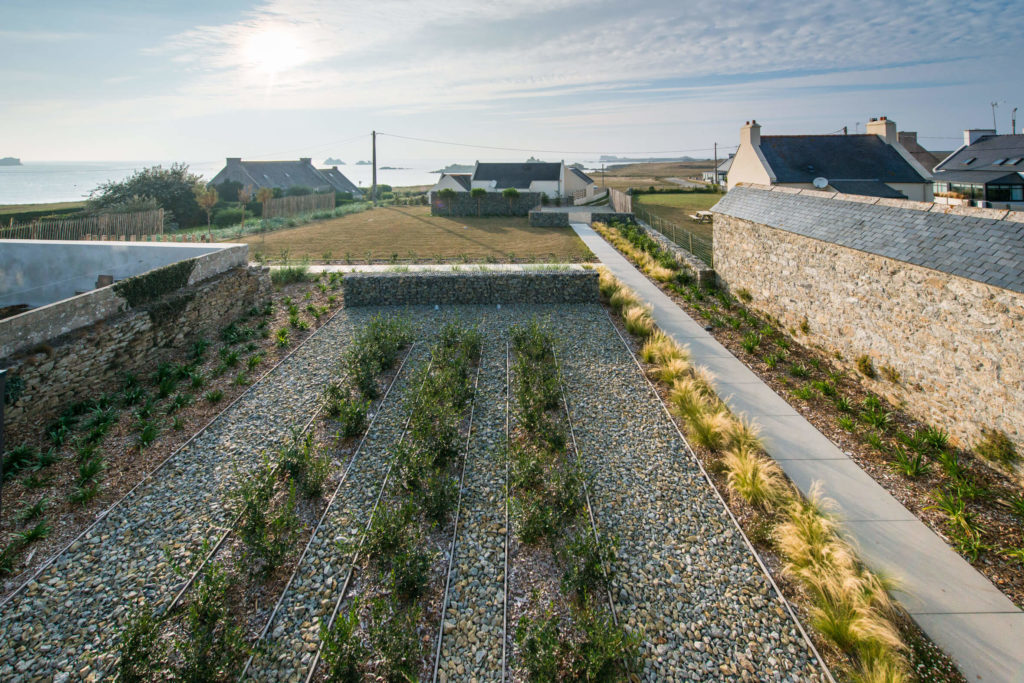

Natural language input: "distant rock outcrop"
[324,157,345,165]
[0,157,22,166]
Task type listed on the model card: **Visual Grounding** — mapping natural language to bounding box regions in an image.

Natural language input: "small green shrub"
[173,562,247,680]
[270,265,311,286]
[234,461,301,578]
[275,327,290,347]
[325,385,369,438]
[15,497,49,525]
[974,428,1019,468]
[368,599,421,683]
[559,529,615,605]
[788,363,810,379]
[741,332,761,354]
[137,420,160,448]
[892,447,930,478]
[389,547,431,603]
[856,354,876,378]
[204,389,224,404]
[837,416,856,432]
[276,432,330,498]
[319,601,366,683]
[881,364,901,383]
[118,602,165,683]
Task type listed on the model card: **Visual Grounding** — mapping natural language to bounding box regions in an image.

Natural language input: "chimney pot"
[880,115,887,121]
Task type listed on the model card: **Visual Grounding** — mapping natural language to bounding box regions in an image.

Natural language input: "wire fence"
[633,204,714,266]
[0,210,165,241]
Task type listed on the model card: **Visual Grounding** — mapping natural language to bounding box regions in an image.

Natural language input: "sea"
[0,159,467,205]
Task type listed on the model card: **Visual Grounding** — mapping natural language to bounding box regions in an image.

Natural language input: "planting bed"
[595,220,1024,611]
[0,299,829,681]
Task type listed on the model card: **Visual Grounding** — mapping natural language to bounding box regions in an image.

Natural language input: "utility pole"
[991,102,999,132]
[371,130,377,206]
[1013,107,1018,135]
[713,142,718,189]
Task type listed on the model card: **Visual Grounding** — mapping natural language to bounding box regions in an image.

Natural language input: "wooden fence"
[262,193,334,219]
[0,209,165,241]
[609,188,632,213]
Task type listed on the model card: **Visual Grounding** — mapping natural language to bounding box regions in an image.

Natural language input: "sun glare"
[241,28,306,75]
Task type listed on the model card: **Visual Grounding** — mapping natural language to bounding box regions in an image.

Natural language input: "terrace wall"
[1,250,270,439]
[430,192,542,217]
[713,185,1024,459]
[528,211,570,227]
[343,269,599,306]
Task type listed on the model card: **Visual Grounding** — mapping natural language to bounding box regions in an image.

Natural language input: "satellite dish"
[812,177,829,189]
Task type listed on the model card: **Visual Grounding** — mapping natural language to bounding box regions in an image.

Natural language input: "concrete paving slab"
[756,414,851,460]
[913,613,1024,683]
[716,378,801,418]
[843,520,1019,615]
[781,458,919,522]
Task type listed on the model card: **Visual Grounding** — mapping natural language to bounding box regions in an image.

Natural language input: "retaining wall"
[343,269,599,306]
[430,192,542,217]
[713,185,1024,459]
[634,220,716,286]
[528,211,570,227]
[1,252,270,438]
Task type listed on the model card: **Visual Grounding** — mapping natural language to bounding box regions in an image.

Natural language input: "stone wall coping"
[1,244,248,360]
[732,182,1022,223]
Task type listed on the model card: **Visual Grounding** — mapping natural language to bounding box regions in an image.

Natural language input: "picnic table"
[689,211,713,223]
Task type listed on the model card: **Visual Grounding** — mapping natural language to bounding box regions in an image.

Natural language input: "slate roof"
[210,158,359,194]
[473,162,561,189]
[713,186,1024,294]
[935,135,1024,173]
[570,167,595,184]
[828,180,907,198]
[717,156,733,172]
[759,135,927,184]
[446,173,472,190]
[319,167,361,195]
[932,170,1024,184]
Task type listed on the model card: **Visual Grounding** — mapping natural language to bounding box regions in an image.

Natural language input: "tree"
[256,187,274,218]
[470,187,487,217]
[238,185,253,228]
[88,163,204,228]
[194,186,219,226]
[438,188,457,217]
[502,187,520,214]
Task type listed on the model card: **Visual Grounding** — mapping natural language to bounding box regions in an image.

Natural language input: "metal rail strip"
[301,355,437,683]
[428,357,485,682]
[500,341,511,682]
[237,343,417,680]
[603,310,836,683]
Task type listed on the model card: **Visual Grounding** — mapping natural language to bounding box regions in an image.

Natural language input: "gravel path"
[553,306,823,681]
[243,333,429,682]
[434,331,508,682]
[0,308,357,681]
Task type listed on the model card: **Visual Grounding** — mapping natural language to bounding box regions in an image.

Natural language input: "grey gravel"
[0,309,357,681]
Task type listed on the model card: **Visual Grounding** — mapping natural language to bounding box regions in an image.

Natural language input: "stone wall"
[2,264,270,439]
[713,212,1024,457]
[430,192,542,217]
[528,211,570,227]
[634,220,716,286]
[343,269,599,306]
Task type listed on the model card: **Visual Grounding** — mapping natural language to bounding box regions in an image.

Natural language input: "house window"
[949,182,984,200]
[987,184,1024,202]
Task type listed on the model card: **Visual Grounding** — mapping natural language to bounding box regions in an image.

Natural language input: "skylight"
[963,157,976,165]
[994,158,1007,164]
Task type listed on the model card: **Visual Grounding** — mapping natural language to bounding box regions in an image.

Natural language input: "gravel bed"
[0,307,357,681]
[435,331,508,682]
[244,332,429,682]
[551,305,824,682]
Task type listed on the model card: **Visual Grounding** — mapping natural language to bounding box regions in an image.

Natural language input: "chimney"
[741,120,761,148]
[866,116,897,143]
[898,131,919,146]
[964,129,996,146]
[299,157,312,164]
[227,157,241,164]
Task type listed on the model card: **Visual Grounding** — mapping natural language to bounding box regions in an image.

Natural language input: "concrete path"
[570,222,1024,683]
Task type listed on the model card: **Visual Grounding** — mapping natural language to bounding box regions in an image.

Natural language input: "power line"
[375,131,731,156]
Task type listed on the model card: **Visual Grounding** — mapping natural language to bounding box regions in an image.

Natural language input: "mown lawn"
[635,192,724,241]
[236,205,593,263]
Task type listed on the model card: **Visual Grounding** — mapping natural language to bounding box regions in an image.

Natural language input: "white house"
[428,161,597,202]
[726,117,933,201]
[701,155,733,188]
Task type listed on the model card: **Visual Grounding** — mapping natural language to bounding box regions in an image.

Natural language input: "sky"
[2,0,1023,164]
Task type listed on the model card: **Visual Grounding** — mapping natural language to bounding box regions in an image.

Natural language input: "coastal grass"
[236,205,593,263]
[600,265,911,682]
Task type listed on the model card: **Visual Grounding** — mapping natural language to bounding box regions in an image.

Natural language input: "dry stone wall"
[713,211,1024,457]
[2,265,270,439]
[430,191,542,217]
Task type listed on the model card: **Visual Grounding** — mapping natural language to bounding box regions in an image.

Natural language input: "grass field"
[635,192,724,241]
[592,160,717,192]
[0,200,85,214]
[236,205,593,263]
